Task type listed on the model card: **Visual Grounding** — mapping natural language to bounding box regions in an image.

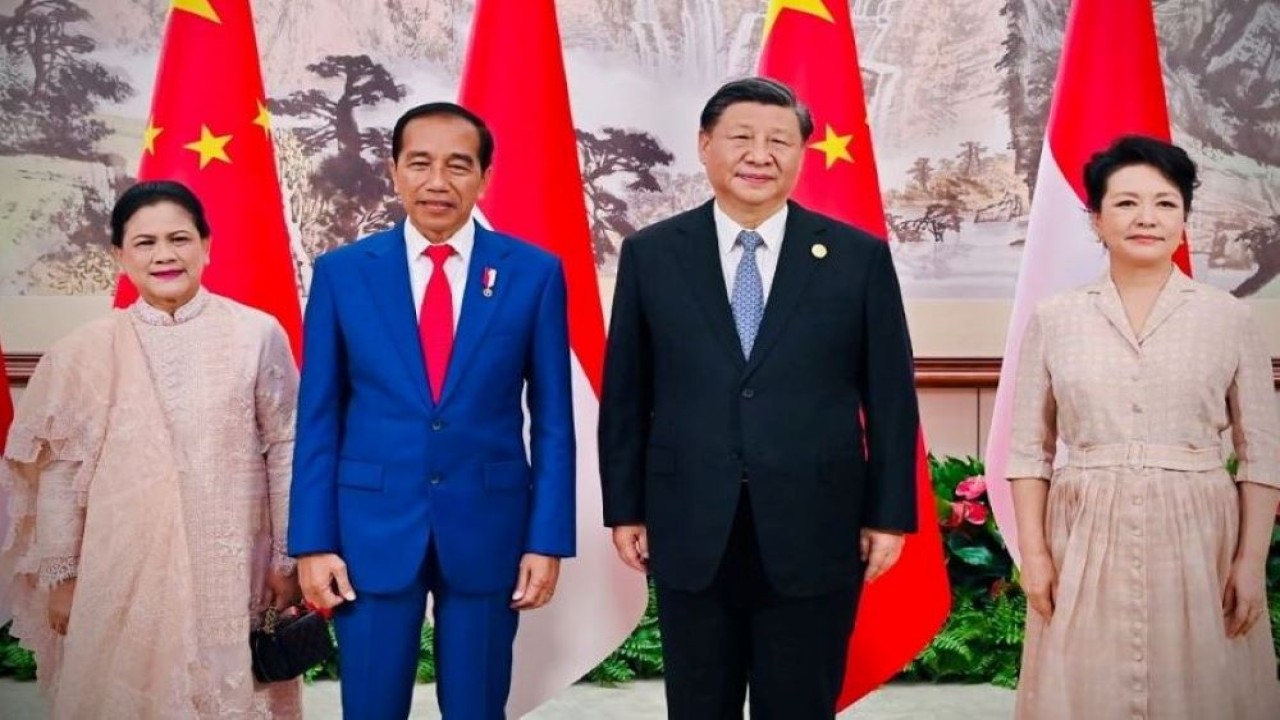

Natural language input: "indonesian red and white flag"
[0,340,14,623]
[758,0,950,707]
[0,341,11,464]
[458,0,648,715]
[983,0,1186,564]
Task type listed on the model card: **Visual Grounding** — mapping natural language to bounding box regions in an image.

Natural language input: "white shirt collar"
[714,202,788,256]
[404,218,476,264]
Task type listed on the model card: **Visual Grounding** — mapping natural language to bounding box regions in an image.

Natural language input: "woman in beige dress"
[1010,136,1280,719]
[1,181,302,718]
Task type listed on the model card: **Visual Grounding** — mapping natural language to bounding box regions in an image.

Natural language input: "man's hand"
[860,528,905,583]
[611,525,649,572]
[47,579,76,635]
[298,553,356,611]
[511,553,561,610]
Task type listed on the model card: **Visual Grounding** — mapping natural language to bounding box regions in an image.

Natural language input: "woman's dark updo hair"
[1082,135,1199,215]
[110,180,210,247]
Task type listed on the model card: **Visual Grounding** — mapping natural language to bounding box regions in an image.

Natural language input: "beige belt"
[1065,442,1225,472]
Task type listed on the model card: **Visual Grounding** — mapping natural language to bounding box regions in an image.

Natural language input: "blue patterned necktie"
[731,229,765,357]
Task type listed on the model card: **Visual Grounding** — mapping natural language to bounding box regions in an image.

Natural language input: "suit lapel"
[359,224,432,409]
[744,203,823,377]
[438,223,508,408]
[672,201,747,367]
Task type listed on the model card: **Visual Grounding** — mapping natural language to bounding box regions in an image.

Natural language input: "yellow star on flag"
[142,118,164,156]
[763,0,834,39]
[253,100,272,135]
[184,125,233,169]
[809,124,853,169]
[171,0,221,23]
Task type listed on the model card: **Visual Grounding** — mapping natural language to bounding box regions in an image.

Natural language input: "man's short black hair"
[699,77,814,141]
[391,102,494,171]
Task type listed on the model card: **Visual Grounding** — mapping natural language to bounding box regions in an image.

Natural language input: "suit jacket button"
[431,419,444,431]
[741,388,755,399]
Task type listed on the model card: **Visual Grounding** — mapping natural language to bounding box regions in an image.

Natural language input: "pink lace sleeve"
[33,459,85,586]
[38,556,79,587]
[255,322,299,573]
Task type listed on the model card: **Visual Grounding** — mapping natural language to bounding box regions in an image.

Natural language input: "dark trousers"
[655,488,861,720]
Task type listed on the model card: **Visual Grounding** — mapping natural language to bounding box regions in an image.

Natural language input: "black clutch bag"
[249,605,334,683]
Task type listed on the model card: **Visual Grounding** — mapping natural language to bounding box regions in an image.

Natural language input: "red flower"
[956,476,987,500]
[942,502,965,528]
[962,501,988,525]
[990,578,1010,598]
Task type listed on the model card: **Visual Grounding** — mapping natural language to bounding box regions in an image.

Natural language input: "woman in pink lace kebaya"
[1,181,302,718]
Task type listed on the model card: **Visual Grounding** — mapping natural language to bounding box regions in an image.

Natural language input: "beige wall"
[5,382,1262,458]
[7,382,1276,464]
[6,282,1280,357]
[5,288,1279,463]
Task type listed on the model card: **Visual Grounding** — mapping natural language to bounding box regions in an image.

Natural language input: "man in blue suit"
[289,102,576,720]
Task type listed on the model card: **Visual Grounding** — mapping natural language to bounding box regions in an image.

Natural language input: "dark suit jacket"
[599,200,919,597]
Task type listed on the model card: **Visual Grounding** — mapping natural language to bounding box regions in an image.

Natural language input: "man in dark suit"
[290,102,575,719]
[599,77,920,719]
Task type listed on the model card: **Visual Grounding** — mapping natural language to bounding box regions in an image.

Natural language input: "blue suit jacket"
[289,221,576,595]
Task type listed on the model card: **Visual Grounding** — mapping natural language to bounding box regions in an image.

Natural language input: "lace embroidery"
[270,552,297,576]
[129,287,212,326]
[38,556,78,587]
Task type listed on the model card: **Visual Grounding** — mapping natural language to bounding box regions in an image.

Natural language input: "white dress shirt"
[405,219,475,327]
[714,202,788,303]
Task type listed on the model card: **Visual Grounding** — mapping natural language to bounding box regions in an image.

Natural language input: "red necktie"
[419,244,455,403]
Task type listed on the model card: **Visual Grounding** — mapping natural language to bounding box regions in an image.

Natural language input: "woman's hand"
[265,569,301,611]
[1020,551,1057,620]
[1223,557,1267,638]
[48,579,76,635]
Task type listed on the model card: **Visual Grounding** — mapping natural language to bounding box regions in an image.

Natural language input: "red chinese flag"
[758,0,950,707]
[113,0,302,361]
[458,0,648,715]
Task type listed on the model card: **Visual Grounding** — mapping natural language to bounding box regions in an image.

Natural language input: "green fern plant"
[586,580,663,684]
[0,622,36,681]
[902,585,1025,688]
[416,623,437,683]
